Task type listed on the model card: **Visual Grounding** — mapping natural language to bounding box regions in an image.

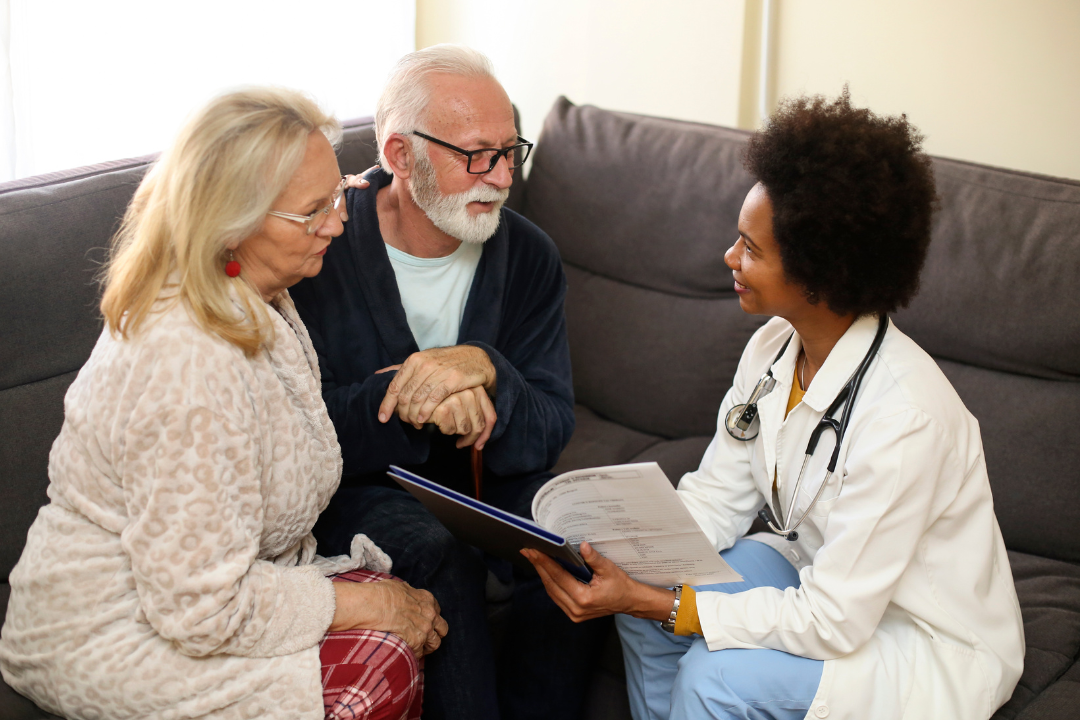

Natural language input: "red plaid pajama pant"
[321,570,424,720]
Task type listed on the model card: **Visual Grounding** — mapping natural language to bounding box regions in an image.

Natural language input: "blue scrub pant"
[616,539,824,720]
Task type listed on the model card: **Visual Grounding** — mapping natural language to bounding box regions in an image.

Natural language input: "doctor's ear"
[381,134,415,179]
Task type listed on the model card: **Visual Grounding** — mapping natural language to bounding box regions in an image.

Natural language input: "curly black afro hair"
[743,88,937,317]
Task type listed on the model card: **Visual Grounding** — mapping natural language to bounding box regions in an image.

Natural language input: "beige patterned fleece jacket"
[0,291,389,720]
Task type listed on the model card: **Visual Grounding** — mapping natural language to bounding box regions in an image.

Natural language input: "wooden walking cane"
[470,446,483,500]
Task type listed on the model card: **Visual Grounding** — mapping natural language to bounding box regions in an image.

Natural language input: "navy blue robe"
[291,169,574,507]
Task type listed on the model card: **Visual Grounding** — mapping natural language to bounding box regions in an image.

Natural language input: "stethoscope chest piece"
[725,403,762,440]
[725,346,784,443]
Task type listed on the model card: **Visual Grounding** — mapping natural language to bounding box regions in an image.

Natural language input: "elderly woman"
[524,92,1025,720]
[0,88,445,720]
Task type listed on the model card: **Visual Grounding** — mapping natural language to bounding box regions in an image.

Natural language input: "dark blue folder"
[387,466,592,582]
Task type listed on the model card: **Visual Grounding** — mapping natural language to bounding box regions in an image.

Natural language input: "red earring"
[225,250,241,278]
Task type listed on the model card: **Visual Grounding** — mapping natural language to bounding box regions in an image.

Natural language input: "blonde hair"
[100,87,342,356]
[375,44,497,171]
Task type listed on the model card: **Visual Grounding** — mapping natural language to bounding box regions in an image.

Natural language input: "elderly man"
[291,45,602,720]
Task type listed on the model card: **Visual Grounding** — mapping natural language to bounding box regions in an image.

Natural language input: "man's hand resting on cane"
[375,346,498,449]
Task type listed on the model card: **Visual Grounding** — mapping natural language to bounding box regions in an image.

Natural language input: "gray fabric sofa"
[2,99,1078,720]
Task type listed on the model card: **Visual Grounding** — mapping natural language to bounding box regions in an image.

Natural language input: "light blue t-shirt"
[385,241,483,351]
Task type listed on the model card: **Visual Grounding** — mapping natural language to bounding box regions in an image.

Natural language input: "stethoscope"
[724,314,889,541]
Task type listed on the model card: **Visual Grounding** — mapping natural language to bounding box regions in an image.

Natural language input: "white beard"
[409,148,509,245]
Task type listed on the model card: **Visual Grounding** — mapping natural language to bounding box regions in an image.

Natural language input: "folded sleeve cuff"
[245,564,336,658]
[674,585,702,636]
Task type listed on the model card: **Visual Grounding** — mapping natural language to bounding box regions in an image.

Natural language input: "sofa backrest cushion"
[893,159,1080,563]
[0,118,380,583]
[526,97,1080,564]
[523,97,767,441]
[0,161,147,582]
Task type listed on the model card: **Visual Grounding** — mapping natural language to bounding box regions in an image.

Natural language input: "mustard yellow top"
[675,362,804,636]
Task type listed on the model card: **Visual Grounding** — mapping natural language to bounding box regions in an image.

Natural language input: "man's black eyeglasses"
[412,131,533,174]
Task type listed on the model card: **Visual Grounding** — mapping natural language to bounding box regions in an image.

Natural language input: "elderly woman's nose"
[319,208,346,237]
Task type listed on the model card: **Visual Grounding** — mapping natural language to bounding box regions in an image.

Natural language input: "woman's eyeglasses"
[267,176,348,235]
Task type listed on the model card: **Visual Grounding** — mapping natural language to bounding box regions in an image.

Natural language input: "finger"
[428,404,450,435]
[456,391,485,448]
[399,630,424,659]
[378,385,402,424]
[448,395,472,438]
[399,401,424,430]
[344,174,370,189]
[434,614,449,638]
[379,357,419,422]
[398,365,445,427]
[578,541,622,578]
[423,630,442,655]
[412,370,463,425]
[525,551,587,619]
[434,397,464,436]
[525,549,587,600]
[474,389,497,450]
[375,364,402,375]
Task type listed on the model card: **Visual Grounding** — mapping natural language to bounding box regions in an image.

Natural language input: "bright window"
[0,0,415,181]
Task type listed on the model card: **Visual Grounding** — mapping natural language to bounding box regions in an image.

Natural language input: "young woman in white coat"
[523,91,1025,720]
[0,88,446,720]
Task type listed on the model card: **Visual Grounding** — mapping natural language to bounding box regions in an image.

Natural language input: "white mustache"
[455,185,509,205]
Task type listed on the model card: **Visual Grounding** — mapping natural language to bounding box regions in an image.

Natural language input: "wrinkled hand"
[521,542,676,623]
[428,386,497,449]
[331,579,448,658]
[377,346,497,430]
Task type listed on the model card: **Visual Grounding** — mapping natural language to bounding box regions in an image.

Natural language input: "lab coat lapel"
[345,172,420,363]
[777,314,885,521]
[457,214,508,345]
[800,314,884,414]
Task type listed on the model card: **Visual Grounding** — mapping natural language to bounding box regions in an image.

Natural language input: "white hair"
[375,44,498,170]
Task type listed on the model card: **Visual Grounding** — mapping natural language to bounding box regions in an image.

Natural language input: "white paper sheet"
[532,463,741,586]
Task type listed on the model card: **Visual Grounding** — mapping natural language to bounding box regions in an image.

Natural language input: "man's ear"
[382,133,414,179]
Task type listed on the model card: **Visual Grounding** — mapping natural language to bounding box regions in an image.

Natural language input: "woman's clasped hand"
[331,579,449,658]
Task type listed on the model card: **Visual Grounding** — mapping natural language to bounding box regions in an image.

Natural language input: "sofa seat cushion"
[554,405,712,486]
[1008,660,1080,720]
[993,551,1080,719]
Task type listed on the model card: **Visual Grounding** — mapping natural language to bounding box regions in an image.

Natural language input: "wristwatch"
[660,584,683,633]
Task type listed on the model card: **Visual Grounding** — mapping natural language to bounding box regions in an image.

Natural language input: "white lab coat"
[678,315,1024,720]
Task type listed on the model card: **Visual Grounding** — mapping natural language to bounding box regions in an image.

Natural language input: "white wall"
[418,0,1080,180]
[769,0,1080,180]
[416,0,748,150]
